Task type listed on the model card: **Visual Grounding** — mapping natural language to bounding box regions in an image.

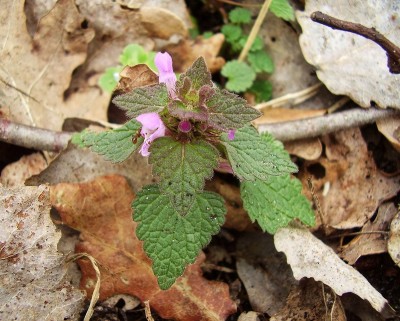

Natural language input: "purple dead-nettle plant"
[74,51,315,289]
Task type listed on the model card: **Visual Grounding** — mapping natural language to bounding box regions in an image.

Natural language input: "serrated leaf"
[149,138,219,215]
[77,119,142,162]
[221,126,298,180]
[248,50,274,73]
[177,57,212,92]
[221,60,256,92]
[119,44,147,66]
[249,80,273,102]
[241,175,315,234]
[205,88,261,131]
[168,99,208,122]
[133,185,226,289]
[221,24,242,43]
[270,0,295,21]
[229,8,252,24]
[112,84,168,118]
[98,66,123,93]
[239,35,264,52]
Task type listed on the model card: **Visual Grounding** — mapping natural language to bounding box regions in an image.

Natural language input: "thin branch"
[0,108,398,152]
[310,11,400,74]
[257,108,399,142]
[238,0,272,62]
[0,118,72,152]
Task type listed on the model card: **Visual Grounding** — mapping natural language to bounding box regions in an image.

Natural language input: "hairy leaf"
[221,126,297,180]
[229,8,252,24]
[221,60,256,92]
[112,84,168,118]
[241,175,315,234]
[248,50,274,73]
[270,0,294,21]
[134,185,226,289]
[76,119,142,162]
[205,89,261,131]
[177,57,212,92]
[149,138,219,214]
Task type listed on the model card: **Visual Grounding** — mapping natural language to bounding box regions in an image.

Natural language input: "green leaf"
[221,60,256,92]
[205,88,261,131]
[177,57,212,92]
[221,126,298,180]
[248,50,274,73]
[112,84,168,118]
[239,35,264,52]
[202,31,214,39]
[270,0,295,21]
[119,44,148,66]
[241,175,315,234]
[133,185,226,289]
[149,138,219,215]
[229,8,252,24]
[98,66,123,93]
[76,119,142,162]
[221,24,242,43]
[249,80,273,102]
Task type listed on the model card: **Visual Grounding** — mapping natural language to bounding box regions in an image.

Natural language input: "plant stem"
[238,0,273,62]
[311,11,400,74]
[257,108,399,141]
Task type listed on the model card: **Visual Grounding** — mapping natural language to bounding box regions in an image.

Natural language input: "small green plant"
[98,44,157,93]
[73,52,314,290]
[221,1,294,101]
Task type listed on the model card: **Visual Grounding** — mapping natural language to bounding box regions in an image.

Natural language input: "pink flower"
[136,112,166,156]
[155,52,177,98]
[178,120,192,133]
[228,129,236,140]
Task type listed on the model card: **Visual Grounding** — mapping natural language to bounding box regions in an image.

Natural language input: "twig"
[0,118,72,152]
[257,108,399,142]
[216,0,260,8]
[310,11,400,74]
[238,0,272,62]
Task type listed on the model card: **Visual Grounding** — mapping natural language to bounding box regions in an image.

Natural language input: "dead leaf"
[377,115,400,152]
[115,64,159,94]
[340,202,397,265]
[270,279,347,321]
[50,175,237,321]
[238,311,260,321]
[297,0,400,108]
[26,142,154,193]
[1,153,47,187]
[285,138,323,161]
[299,128,400,229]
[0,185,84,320]
[236,233,297,315]
[0,0,111,130]
[388,209,400,267]
[274,225,395,317]
[165,34,226,73]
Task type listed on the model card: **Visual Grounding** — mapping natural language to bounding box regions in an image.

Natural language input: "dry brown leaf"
[238,311,260,321]
[50,175,237,321]
[0,0,111,130]
[0,185,84,320]
[270,279,347,321]
[274,225,395,317]
[1,153,47,187]
[115,64,159,94]
[299,128,400,229]
[165,34,226,73]
[284,138,323,161]
[26,142,154,193]
[236,233,296,315]
[388,209,400,267]
[340,202,397,265]
[377,115,400,152]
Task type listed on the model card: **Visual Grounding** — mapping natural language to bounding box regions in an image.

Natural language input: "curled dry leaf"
[115,64,159,94]
[340,202,397,265]
[297,0,400,108]
[376,115,400,152]
[0,0,110,130]
[0,153,47,187]
[299,128,400,229]
[50,175,236,321]
[0,185,84,320]
[274,225,395,317]
[388,209,400,267]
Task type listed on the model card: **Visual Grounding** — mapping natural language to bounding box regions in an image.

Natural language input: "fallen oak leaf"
[50,175,236,321]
